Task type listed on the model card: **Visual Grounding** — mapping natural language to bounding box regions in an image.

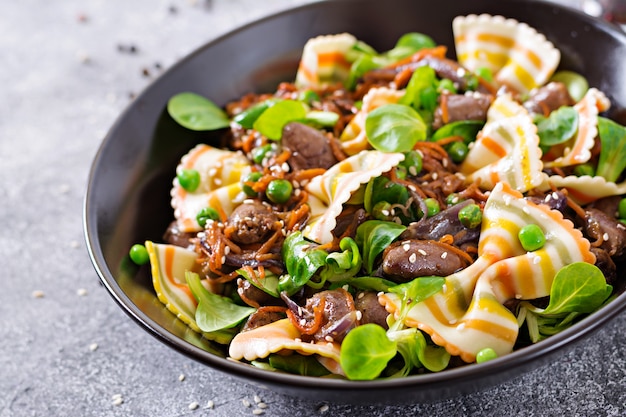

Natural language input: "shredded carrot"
[388,45,447,68]
[293,168,327,182]
[440,93,450,124]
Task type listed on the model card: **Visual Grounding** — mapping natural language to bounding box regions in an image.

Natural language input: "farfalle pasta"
[130,14,626,380]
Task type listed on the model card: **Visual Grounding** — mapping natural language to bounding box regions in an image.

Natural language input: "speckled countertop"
[2,1,626,416]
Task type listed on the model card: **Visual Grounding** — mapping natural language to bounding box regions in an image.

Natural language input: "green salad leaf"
[167,92,230,131]
[268,354,331,377]
[319,237,362,284]
[185,271,255,333]
[596,116,626,183]
[233,98,279,129]
[431,120,485,144]
[279,231,328,295]
[535,106,578,147]
[399,66,439,113]
[236,267,280,298]
[365,104,427,152]
[543,262,612,314]
[355,220,406,274]
[340,324,397,380]
[253,99,308,140]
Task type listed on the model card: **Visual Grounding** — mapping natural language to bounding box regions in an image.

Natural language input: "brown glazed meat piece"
[523,82,575,116]
[354,291,389,329]
[382,239,470,282]
[433,92,492,129]
[241,306,286,332]
[226,201,278,244]
[163,221,197,248]
[281,122,338,171]
[583,208,626,260]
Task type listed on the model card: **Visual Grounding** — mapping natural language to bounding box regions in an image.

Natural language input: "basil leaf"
[253,100,308,140]
[340,324,397,380]
[596,117,626,183]
[185,271,255,332]
[543,262,612,314]
[167,92,230,131]
[365,104,427,153]
[355,220,406,274]
[536,106,578,146]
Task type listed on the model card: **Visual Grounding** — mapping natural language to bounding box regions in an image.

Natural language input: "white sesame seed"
[326,342,334,347]
[70,240,80,248]
[242,399,251,407]
[357,292,365,299]
[356,310,363,321]
[281,162,290,172]
[441,252,448,259]
[381,209,390,216]
[409,166,418,176]
[206,400,215,409]
[112,397,123,406]
[77,288,88,296]
[111,394,122,400]
[552,192,559,200]
[515,294,522,299]
[178,374,185,381]
[300,179,309,187]
[417,249,427,256]
[59,183,71,194]
[319,404,330,413]
[214,178,222,186]
[253,395,262,404]
[325,335,334,342]
[409,253,417,263]
[208,168,217,176]
[89,343,99,351]
[294,188,301,197]
[221,256,226,264]
[257,402,267,409]
[603,233,610,241]
[408,185,417,192]
[224,246,231,255]
[377,291,384,297]
[403,243,411,252]
[32,290,45,298]
[253,409,265,415]
[522,207,530,214]
[243,199,255,204]
[295,338,302,343]
[432,173,438,180]
[544,194,552,202]
[533,256,541,265]
[300,319,307,326]
[189,401,199,410]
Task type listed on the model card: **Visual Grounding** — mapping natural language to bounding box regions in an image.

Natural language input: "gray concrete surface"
[2,0,626,416]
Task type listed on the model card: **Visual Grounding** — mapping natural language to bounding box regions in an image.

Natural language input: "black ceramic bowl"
[84,0,626,404]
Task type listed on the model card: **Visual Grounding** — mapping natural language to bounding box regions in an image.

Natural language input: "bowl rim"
[84,0,626,395]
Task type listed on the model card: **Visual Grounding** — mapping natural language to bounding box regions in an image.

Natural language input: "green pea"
[372,201,393,221]
[129,244,149,265]
[458,204,482,228]
[266,179,293,204]
[177,169,201,192]
[251,144,273,165]
[400,150,423,176]
[476,347,498,363]
[518,224,546,252]
[445,193,465,206]
[573,163,595,177]
[618,198,626,219]
[196,207,220,227]
[446,141,469,163]
[242,171,263,196]
[420,198,440,218]
[550,70,589,102]
[438,78,457,94]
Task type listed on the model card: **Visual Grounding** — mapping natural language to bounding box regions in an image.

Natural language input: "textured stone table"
[2,1,626,416]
